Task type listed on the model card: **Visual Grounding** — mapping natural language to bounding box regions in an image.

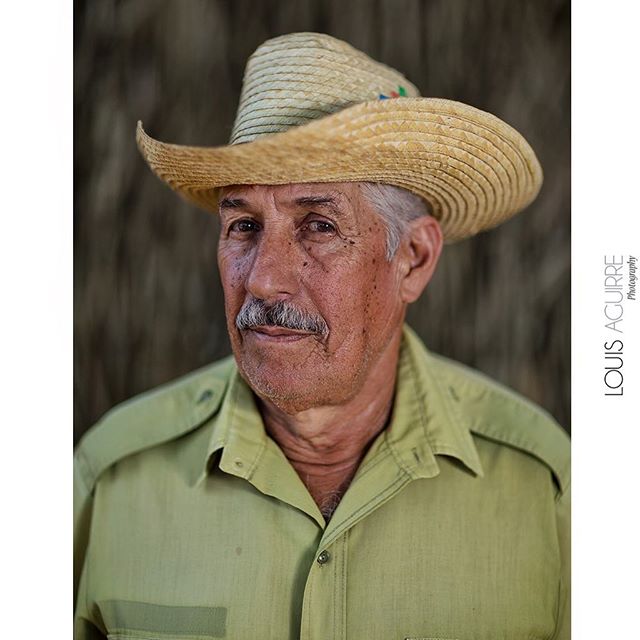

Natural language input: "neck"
[257,329,403,519]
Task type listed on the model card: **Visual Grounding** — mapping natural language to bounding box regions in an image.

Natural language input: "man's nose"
[245,228,301,301]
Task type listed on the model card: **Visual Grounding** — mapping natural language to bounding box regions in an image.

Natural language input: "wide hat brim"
[136,97,543,243]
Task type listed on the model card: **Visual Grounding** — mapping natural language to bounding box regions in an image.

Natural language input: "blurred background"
[74,0,570,444]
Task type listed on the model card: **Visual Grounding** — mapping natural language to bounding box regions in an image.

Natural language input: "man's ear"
[398,216,443,303]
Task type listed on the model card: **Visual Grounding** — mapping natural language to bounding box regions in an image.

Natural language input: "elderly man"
[74,33,570,640]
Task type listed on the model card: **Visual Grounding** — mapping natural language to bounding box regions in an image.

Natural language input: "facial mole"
[349,240,355,245]
[303,261,308,267]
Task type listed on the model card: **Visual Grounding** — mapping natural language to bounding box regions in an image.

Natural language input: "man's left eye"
[304,220,336,234]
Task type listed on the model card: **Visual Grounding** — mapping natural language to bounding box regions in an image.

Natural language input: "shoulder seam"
[430,352,560,425]
[471,421,570,494]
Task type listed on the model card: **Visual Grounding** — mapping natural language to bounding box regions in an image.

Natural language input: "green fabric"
[99,600,226,638]
[74,325,570,640]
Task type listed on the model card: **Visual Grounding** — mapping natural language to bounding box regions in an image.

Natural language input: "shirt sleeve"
[551,483,571,640]
[74,455,93,603]
[74,454,106,639]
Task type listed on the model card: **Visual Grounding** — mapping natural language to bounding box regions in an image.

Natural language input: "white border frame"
[573,1,640,635]
[1,1,72,636]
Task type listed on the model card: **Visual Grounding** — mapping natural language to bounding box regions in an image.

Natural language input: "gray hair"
[359,183,432,260]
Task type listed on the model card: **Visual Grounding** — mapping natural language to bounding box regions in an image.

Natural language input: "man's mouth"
[246,325,315,342]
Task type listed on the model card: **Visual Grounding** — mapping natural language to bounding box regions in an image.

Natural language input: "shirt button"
[317,550,330,565]
[233,458,244,469]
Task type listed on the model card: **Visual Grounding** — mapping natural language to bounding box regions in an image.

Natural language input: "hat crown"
[230,32,420,144]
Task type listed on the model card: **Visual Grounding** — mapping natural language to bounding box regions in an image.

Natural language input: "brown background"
[74,0,570,444]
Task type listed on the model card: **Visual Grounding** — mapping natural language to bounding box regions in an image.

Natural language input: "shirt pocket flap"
[98,600,227,639]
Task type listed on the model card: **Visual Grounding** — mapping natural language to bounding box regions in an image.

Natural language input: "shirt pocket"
[99,600,227,639]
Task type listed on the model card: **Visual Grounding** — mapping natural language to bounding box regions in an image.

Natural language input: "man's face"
[217,182,409,412]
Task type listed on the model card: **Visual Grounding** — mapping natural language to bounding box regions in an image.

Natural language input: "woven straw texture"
[136,32,542,242]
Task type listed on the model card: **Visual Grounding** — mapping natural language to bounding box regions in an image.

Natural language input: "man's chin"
[234,349,331,412]
[241,369,322,412]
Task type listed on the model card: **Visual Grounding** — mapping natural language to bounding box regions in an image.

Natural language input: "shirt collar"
[190,365,266,486]
[386,325,484,479]
[193,324,484,485]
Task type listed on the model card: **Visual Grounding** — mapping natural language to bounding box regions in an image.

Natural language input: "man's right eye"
[229,219,261,234]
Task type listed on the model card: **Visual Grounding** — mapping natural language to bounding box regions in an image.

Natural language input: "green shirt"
[74,325,570,640]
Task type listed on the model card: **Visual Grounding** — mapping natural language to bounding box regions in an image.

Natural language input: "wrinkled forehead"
[218,182,363,215]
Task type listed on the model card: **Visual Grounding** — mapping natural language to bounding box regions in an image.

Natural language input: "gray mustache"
[235,298,328,336]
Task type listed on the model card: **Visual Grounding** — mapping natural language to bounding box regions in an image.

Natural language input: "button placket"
[299,536,347,640]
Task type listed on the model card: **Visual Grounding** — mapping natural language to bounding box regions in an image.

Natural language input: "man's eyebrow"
[294,195,345,214]
[218,194,346,213]
[218,197,247,210]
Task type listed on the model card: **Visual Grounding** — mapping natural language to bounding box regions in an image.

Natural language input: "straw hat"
[136,32,543,242]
